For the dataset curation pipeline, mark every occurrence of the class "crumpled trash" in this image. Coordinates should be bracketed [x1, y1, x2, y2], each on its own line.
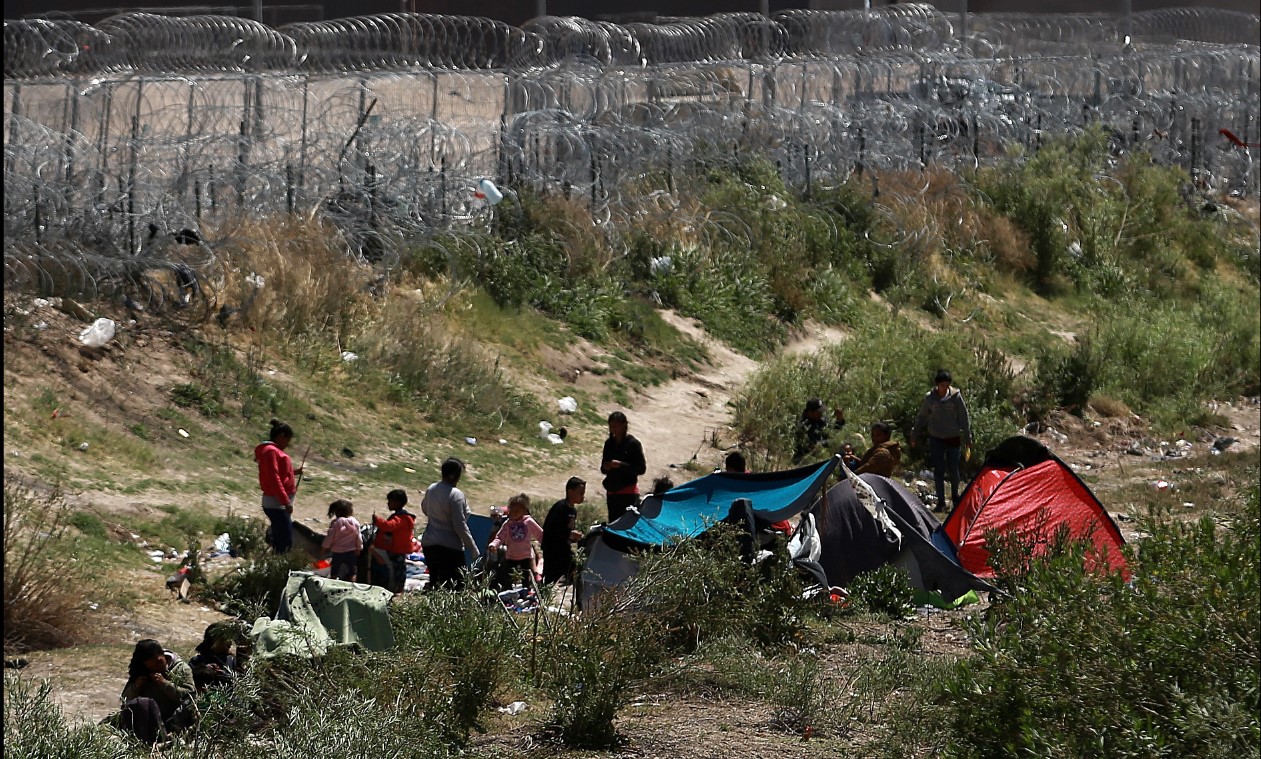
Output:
[498, 701, 527, 715]
[1152, 480, 1171, 491]
[475, 178, 503, 205]
[213, 533, 231, 552]
[557, 396, 578, 414]
[245, 273, 265, 289]
[649, 256, 672, 276]
[764, 194, 787, 211]
[78, 442, 90, 451]
[547, 434, 565, 445]
[340, 351, 358, 362]
[178, 429, 190, 438]
[78, 318, 116, 347]
[32, 298, 51, 308]
[539, 421, 554, 439]
[465, 437, 477, 446]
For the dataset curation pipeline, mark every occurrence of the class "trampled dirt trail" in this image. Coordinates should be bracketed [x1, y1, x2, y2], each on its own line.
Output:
[475, 314, 848, 508]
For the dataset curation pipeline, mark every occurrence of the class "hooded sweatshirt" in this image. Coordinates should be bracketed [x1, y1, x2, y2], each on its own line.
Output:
[912, 387, 971, 446]
[854, 440, 903, 478]
[254, 441, 296, 506]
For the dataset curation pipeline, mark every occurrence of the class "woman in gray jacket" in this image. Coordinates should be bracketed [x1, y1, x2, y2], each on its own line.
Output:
[911, 370, 972, 512]
[421, 458, 480, 589]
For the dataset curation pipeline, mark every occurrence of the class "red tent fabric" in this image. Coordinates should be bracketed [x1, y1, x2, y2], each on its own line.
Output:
[943, 440, 1128, 580]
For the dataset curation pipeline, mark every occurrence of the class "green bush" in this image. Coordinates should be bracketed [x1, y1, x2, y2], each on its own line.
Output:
[389, 591, 520, 746]
[3, 676, 132, 759]
[624, 524, 810, 651]
[212, 513, 270, 561]
[847, 565, 915, 619]
[204, 552, 311, 619]
[732, 318, 1020, 469]
[936, 482, 1260, 758]
[540, 609, 661, 748]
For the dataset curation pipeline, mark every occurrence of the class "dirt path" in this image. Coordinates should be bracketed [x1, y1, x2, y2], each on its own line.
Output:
[476, 314, 848, 507]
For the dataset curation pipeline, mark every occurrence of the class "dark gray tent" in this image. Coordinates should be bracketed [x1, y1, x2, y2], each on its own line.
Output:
[813, 473, 996, 605]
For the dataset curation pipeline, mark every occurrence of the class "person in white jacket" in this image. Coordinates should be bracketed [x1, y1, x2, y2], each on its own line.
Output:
[911, 369, 972, 512]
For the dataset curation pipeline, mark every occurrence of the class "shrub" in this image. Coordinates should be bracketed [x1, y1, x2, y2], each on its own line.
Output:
[204, 552, 310, 619]
[847, 565, 915, 619]
[622, 524, 810, 651]
[540, 608, 662, 748]
[212, 513, 270, 561]
[936, 481, 1260, 758]
[3, 676, 132, 759]
[389, 591, 520, 746]
[3, 483, 89, 653]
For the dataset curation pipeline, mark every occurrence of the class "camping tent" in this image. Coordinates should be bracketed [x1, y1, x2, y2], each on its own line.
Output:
[813, 474, 996, 606]
[580, 457, 840, 608]
[941, 435, 1128, 579]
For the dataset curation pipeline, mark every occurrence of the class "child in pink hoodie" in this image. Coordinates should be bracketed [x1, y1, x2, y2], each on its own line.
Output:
[489, 494, 544, 590]
[322, 499, 363, 582]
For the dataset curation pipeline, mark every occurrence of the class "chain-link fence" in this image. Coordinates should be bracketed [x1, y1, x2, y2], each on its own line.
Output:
[4, 6, 1259, 302]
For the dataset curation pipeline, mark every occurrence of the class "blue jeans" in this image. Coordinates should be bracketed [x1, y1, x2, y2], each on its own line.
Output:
[263, 505, 293, 554]
[928, 437, 962, 510]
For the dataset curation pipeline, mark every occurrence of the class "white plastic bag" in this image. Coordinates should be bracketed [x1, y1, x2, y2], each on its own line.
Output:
[477, 178, 504, 205]
[78, 318, 116, 347]
[538, 421, 553, 439]
[557, 396, 578, 414]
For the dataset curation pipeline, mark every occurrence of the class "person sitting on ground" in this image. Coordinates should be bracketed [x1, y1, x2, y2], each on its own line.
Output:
[840, 443, 860, 469]
[118, 638, 198, 745]
[542, 477, 586, 586]
[322, 499, 363, 582]
[188, 621, 247, 693]
[794, 398, 845, 462]
[489, 494, 545, 590]
[421, 458, 481, 590]
[852, 421, 903, 478]
[370, 489, 416, 595]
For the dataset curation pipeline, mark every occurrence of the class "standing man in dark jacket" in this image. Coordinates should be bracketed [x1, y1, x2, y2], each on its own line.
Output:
[911, 369, 972, 511]
[542, 477, 586, 585]
[600, 411, 647, 522]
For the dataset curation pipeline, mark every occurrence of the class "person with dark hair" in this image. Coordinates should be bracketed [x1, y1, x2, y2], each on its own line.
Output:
[542, 477, 586, 586]
[421, 459, 480, 590]
[651, 476, 674, 495]
[322, 499, 363, 582]
[793, 398, 845, 462]
[118, 639, 197, 745]
[852, 421, 903, 478]
[254, 418, 301, 554]
[370, 490, 415, 594]
[724, 451, 748, 474]
[188, 621, 247, 693]
[600, 411, 647, 522]
[911, 370, 972, 511]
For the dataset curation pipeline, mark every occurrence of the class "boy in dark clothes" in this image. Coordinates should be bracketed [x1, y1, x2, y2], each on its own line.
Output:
[542, 477, 586, 585]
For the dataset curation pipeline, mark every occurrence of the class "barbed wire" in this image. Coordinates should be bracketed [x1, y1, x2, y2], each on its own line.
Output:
[4, 6, 1259, 309]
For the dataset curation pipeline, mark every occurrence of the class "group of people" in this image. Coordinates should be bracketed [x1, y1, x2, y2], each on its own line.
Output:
[250, 369, 972, 597]
[793, 369, 972, 510]
[115, 622, 249, 745]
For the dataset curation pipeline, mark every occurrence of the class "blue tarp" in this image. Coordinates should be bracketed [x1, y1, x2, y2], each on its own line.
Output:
[467, 514, 494, 565]
[603, 457, 839, 548]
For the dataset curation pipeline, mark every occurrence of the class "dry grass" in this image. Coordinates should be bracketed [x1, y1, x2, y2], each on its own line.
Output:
[3, 482, 88, 654]
[1089, 394, 1134, 419]
[215, 218, 375, 340]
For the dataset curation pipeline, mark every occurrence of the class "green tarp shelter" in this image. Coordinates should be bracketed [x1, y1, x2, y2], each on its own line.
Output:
[251, 572, 394, 658]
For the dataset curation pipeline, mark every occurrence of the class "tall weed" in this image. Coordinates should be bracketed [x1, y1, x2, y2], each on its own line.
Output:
[3, 483, 89, 653]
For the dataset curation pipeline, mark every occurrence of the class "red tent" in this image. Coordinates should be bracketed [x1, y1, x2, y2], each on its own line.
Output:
[942, 436, 1128, 579]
